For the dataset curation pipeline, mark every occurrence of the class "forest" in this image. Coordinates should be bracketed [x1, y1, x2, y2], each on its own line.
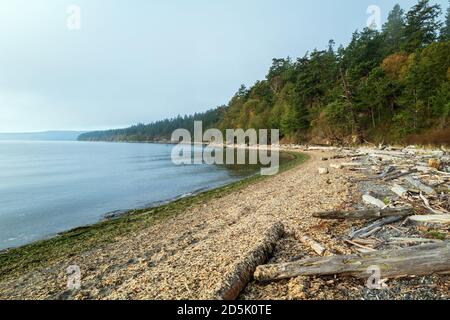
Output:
[79, 0, 450, 146]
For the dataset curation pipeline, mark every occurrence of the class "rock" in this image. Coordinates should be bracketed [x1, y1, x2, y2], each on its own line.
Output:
[318, 167, 329, 175]
[330, 164, 343, 169]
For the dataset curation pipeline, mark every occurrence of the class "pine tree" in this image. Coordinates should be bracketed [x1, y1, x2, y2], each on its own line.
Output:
[403, 0, 442, 52]
[382, 4, 405, 54]
[440, 1, 450, 41]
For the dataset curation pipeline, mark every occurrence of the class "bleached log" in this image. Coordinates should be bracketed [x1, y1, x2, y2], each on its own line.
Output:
[391, 184, 408, 198]
[296, 234, 326, 256]
[388, 237, 443, 245]
[407, 215, 450, 226]
[212, 222, 284, 300]
[404, 176, 436, 195]
[362, 195, 386, 209]
[254, 242, 450, 282]
[344, 240, 377, 253]
[307, 146, 340, 151]
[341, 162, 364, 167]
[314, 207, 413, 220]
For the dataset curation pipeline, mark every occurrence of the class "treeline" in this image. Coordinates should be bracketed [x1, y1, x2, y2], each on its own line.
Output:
[79, 0, 450, 145]
[79, 107, 226, 142]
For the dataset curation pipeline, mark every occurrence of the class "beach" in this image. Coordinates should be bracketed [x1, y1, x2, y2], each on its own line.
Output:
[0, 148, 448, 300]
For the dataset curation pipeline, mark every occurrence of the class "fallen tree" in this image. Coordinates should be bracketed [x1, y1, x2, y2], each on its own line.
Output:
[211, 222, 285, 300]
[313, 207, 413, 220]
[254, 242, 450, 282]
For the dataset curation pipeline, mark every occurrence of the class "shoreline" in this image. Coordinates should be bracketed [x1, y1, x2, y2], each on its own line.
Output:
[1, 145, 447, 300]
[0, 150, 308, 281]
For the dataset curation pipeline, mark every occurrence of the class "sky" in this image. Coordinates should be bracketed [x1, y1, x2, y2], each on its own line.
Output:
[0, 0, 448, 132]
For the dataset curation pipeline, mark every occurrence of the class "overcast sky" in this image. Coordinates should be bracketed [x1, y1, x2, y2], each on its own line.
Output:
[0, 0, 447, 132]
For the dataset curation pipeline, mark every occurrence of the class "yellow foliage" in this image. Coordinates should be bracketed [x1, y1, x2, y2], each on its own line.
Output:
[381, 52, 409, 80]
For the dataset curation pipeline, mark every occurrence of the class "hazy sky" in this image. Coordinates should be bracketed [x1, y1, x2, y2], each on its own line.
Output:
[0, 0, 447, 132]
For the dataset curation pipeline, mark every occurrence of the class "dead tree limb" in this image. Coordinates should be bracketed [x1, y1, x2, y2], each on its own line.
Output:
[349, 216, 402, 239]
[254, 242, 450, 282]
[314, 207, 413, 220]
[296, 234, 326, 256]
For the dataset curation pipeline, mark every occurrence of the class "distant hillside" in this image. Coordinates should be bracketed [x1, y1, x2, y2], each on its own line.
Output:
[0, 131, 87, 141]
[79, 0, 450, 146]
[79, 108, 226, 142]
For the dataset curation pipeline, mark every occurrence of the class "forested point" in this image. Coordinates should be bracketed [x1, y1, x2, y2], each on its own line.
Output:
[79, 0, 450, 146]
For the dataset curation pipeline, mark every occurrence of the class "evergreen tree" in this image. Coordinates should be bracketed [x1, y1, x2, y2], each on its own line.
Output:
[79, 1, 450, 146]
[403, 0, 442, 52]
[440, 1, 450, 41]
[382, 4, 405, 54]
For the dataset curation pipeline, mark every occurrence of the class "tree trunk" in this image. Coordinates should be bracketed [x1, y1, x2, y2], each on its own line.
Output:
[211, 222, 284, 300]
[254, 242, 450, 282]
[340, 68, 364, 144]
[313, 207, 413, 220]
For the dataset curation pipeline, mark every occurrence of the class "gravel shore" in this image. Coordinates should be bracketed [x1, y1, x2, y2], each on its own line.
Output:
[0, 150, 448, 300]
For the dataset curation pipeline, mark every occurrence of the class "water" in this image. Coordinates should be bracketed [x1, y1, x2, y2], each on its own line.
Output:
[0, 141, 259, 250]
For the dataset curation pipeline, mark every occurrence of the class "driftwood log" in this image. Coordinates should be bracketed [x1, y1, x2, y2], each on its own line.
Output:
[212, 222, 284, 300]
[254, 242, 450, 282]
[407, 215, 450, 226]
[296, 234, 326, 256]
[349, 216, 402, 239]
[382, 169, 418, 182]
[404, 176, 436, 195]
[313, 207, 413, 220]
[362, 195, 386, 209]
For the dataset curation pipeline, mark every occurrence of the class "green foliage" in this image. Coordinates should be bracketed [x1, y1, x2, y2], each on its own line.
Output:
[403, 0, 442, 52]
[382, 4, 406, 55]
[79, 1, 450, 146]
[441, 1, 450, 40]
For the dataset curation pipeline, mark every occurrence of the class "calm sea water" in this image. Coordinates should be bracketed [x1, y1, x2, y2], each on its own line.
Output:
[0, 141, 258, 250]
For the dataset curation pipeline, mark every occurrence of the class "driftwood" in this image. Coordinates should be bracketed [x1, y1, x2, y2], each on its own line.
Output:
[329, 154, 365, 160]
[296, 234, 326, 256]
[419, 193, 447, 214]
[407, 215, 450, 226]
[349, 216, 402, 239]
[212, 222, 284, 300]
[391, 184, 408, 198]
[376, 166, 395, 179]
[254, 242, 450, 282]
[362, 195, 386, 209]
[382, 169, 418, 182]
[344, 240, 377, 253]
[388, 237, 443, 245]
[404, 176, 436, 195]
[314, 207, 413, 220]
